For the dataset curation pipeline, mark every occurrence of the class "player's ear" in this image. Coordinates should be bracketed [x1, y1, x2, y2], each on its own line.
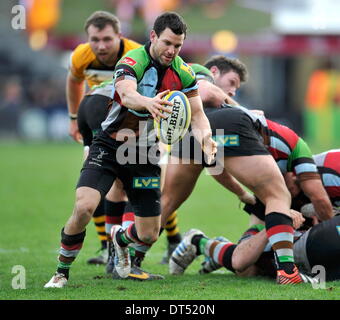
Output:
[150, 30, 157, 43]
[210, 66, 220, 77]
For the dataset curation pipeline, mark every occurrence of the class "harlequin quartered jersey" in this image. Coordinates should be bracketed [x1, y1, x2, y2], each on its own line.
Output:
[101, 42, 198, 139]
[69, 38, 141, 88]
[262, 119, 318, 176]
[189, 63, 214, 83]
[313, 149, 340, 206]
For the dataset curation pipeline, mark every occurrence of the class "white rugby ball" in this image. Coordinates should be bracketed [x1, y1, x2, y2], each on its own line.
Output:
[154, 90, 191, 145]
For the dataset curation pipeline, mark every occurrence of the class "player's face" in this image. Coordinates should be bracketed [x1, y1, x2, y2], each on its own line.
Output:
[150, 28, 184, 66]
[214, 70, 240, 97]
[87, 24, 121, 66]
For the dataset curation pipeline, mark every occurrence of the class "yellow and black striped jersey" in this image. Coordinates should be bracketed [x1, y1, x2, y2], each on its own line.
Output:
[69, 37, 141, 88]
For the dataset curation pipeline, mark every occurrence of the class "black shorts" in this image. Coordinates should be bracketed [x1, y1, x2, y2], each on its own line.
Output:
[77, 132, 161, 218]
[171, 107, 269, 167]
[305, 215, 340, 281]
[77, 94, 112, 147]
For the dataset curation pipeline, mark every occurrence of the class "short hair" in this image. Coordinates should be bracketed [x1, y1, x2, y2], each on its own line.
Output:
[153, 12, 187, 38]
[204, 55, 248, 83]
[84, 11, 121, 34]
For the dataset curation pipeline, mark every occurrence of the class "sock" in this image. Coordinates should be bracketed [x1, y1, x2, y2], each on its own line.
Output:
[122, 212, 135, 230]
[238, 224, 265, 243]
[265, 212, 295, 274]
[192, 234, 237, 272]
[105, 200, 127, 240]
[57, 228, 86, 279]
[130, 244, 151, 266]
[115, 222, 142, 247]
[165, 211, 182, 243]
[92, 199, 107, 249]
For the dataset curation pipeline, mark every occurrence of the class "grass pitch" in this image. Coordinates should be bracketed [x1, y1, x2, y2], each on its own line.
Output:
[0, 142, 339, 300]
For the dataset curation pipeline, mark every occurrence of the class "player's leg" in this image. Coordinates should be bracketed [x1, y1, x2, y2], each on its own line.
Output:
[77, 94, 114, 264]
[111, 163, 163, 278]
[104, 179, 128, 272]
[222, 155, 305, 284]
[161, 157, 204, 227]
[159, 151, 183, 263]
[44, 140, 116, 288]
[125, 158, 203, 271]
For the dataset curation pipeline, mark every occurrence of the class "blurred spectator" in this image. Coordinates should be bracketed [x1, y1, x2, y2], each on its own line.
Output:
[0, 77, 24, 137]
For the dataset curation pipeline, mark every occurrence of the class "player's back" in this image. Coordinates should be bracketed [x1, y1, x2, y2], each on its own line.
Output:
[313, 149, 340, 206]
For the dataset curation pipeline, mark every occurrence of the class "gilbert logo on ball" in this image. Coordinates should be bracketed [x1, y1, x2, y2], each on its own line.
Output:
[155, 90, 191, 145]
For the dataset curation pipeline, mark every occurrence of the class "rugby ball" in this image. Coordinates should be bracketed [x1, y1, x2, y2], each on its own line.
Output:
[154, 90, 191, 145]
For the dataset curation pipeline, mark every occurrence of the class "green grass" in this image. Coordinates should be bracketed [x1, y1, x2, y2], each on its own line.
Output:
[0, 142, 339, 300]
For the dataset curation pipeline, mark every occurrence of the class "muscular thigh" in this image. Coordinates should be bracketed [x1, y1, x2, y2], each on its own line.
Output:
[223, 155, 289, 206]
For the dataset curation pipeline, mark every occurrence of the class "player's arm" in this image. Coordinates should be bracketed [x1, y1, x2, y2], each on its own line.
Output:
[290, 138, 333, 221]
[198, 79, 240, 107]
[232, 228, 268, 274]
[66, 71, 85, 142]
[115, 79, 172, 119]
[299, 176, 333, 221]
[188, 94, 217, 164]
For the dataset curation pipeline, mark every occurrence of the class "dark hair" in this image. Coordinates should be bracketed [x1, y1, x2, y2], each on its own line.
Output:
[153, 12, 187, 38]
[84, 11, 121, 33]
[204, 55, 248, 83]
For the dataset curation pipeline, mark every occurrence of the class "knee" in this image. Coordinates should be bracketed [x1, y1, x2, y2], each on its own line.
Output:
[75, 198, 97, 220]
[137, 229, 160, 245]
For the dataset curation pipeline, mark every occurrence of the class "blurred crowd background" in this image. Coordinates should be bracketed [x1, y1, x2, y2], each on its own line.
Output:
[1, 0, 340, 149]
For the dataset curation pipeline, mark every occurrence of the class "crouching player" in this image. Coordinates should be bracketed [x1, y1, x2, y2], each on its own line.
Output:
[170, 209, 340, 282]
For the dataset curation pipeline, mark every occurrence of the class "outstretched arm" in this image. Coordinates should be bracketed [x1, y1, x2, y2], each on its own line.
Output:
[66, 72, 85, 143]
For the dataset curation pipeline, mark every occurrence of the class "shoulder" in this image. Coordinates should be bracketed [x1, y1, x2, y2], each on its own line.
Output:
[116, 46, 150, 80]
[122, 37, 142, 52]
[172, 57, 196, 87]
[71, 43, 95, 67]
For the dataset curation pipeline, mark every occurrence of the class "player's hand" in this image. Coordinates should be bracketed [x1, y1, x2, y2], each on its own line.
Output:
[202, 136, 217, 165]
[238, 191, 256, 205]
[147, 90, 173, 122]
[69, 120, 83, 143]
[289, 209, 305, 229]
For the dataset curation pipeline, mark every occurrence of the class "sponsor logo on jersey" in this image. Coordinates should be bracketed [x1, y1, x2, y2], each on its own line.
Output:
[133, 177, 160, 189]
[180, 62, 195, 79]
[213, 135, 240, 147]
[121, 56, 137, 66]
[336, 226, 340, 236]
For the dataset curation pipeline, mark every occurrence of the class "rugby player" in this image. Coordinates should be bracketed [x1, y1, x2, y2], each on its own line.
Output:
[67, 11, 140, 265]
[141, 56, 324, 284]
[170, 208, 340, 282]
[44, 12, 216, 288]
